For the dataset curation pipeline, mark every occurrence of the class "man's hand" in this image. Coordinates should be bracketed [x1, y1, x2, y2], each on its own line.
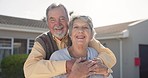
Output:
[66, 59, 76, 73]
[66, 57, 110, 78]
[91, 58, 108, 75]
[67, 58, 97, 78]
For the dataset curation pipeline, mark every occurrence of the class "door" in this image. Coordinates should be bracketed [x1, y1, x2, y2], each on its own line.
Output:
[139, 44, 148, 78]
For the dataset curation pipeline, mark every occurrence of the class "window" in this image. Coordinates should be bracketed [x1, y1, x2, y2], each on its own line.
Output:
[0, 38, 13, 65]
[29, 40, 34, 48]
[13, 39, 27, 54]
[103, 43, 108, 47]
[0, 49, 11, 61]
[27, 39, 34, 54]
[0, 38, 12, 47]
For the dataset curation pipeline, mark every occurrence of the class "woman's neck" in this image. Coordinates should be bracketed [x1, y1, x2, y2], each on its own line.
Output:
[68, 45, 88, 58]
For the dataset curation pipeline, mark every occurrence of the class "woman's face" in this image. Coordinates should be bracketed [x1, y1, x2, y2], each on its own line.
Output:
[70, 19, 92, 46]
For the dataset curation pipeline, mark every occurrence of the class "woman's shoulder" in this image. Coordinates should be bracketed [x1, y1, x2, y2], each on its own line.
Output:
[50, 48, 70, 60]
[87, 47, 98, 60]
[51, 48, 68, 56]
[87, 47, 98, 52]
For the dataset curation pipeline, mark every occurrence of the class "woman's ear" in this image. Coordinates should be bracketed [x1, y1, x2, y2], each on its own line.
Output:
[90, 35, 93, 41]
[70, 35, 72, 39]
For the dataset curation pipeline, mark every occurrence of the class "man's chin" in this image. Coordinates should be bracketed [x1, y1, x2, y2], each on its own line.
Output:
[54, 34, 65, 39]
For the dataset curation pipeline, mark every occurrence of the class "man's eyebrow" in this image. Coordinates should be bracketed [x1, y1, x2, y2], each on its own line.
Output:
[60, 16, 66, 18]
[49, 17, 54, 19]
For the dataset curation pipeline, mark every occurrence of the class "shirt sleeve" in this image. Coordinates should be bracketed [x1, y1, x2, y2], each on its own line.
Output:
[23, 42, 66, 78]
[88, 38, 117, 68]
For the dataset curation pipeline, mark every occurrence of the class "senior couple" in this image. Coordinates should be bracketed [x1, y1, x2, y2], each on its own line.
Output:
[24, 3, 116, 78]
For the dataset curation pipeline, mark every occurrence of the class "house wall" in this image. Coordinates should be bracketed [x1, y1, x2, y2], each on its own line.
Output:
[99, 39, 120, 78]
[98, 20, 148, 78]
[126, 20, 148, 78]
[0, 30, 41, 39]
[99, 35, 140, 78]
[122, 37, 136, 78]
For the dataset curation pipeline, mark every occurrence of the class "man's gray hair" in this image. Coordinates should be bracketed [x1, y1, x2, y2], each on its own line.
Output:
[46, 3, 69, 21]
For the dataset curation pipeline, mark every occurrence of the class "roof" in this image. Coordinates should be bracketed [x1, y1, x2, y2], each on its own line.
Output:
[94, 20, 140, 39]
[0, 15, 47, 28]
[94, 21, 137, 35]
[0, 15, 48, 33]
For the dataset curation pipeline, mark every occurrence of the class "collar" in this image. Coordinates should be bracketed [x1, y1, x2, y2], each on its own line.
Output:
[53, 34, 69, 42]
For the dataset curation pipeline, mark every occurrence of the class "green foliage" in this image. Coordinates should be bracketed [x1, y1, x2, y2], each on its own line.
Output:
[1, 54, 28, 78]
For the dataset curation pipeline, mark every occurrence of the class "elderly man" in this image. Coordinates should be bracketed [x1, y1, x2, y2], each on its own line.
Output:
[24, 3, 116, 78]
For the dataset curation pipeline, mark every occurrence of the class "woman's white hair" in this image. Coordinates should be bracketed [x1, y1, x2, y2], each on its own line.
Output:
[69, 15, 96, 39]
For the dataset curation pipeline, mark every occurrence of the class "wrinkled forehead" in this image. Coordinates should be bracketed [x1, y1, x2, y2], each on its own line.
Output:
[47, 7, 67, 18]
[73, 19, 88, 25]
[73, 17, 91, 26]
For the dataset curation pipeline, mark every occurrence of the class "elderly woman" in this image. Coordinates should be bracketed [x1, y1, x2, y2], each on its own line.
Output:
[50, 16, 112, 78]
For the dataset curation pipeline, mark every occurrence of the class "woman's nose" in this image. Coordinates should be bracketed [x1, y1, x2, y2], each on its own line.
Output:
[78, 27, 84, 33]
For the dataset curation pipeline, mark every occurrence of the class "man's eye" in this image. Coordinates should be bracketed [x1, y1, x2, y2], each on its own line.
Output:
[59, 16, 66, 22]
[49, 17, 55, 23]
[73, 26, 78, 29]
[51, 20, 55, 23]
[59, 18, 65, 21]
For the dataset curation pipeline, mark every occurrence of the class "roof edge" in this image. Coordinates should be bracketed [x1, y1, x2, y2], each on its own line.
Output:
[95, 29, 129, 40]
[0, 24, 48, 33]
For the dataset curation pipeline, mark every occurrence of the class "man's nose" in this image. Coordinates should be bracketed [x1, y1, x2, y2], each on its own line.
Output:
[55, 20, 61, 26]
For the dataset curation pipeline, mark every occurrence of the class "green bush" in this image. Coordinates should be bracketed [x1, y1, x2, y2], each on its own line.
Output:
[1, 54, 28, 78]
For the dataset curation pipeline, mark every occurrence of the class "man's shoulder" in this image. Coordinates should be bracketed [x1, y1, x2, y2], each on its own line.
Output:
[36, 31, 51, 39]
[35, 31, 52, 41]
[34, 31, 53, 46]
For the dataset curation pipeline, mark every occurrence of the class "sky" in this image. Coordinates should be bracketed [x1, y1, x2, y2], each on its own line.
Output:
[0, 0, 148, 27]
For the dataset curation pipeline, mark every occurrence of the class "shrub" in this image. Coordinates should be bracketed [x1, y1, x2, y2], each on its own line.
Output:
[1, 54, 28, 78]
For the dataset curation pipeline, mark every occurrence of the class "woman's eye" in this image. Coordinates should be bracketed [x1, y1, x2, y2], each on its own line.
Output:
[83, 27, 89, 29]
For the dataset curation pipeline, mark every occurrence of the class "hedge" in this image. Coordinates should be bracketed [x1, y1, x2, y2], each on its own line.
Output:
[1, 54, 28, 78]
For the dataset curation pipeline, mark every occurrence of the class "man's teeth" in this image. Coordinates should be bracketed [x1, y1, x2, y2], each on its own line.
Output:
[55, 29, 61, 30]
[54, 26, 63, 30]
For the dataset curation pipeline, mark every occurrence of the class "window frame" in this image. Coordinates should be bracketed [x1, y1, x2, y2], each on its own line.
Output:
[27, 38, 35, 54]
[0, 37, 13, 55]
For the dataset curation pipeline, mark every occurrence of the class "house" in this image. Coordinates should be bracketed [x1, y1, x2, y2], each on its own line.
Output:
[95, 19, 148, 78]
[0, 15, 48, 63]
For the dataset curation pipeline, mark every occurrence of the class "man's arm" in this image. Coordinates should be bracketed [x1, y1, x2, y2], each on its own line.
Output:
[89, 38, 116, 68]
[24, 42, 66, 78]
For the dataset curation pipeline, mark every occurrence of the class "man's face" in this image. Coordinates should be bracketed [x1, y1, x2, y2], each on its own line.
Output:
[47, 7, 68, 39]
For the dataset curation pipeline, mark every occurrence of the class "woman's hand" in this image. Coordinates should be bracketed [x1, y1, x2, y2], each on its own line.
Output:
[67, 58, 96, 78]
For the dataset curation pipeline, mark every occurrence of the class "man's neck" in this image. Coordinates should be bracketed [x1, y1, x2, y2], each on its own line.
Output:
[53, 34, 68, 41]
[56, 37, 63, 41]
